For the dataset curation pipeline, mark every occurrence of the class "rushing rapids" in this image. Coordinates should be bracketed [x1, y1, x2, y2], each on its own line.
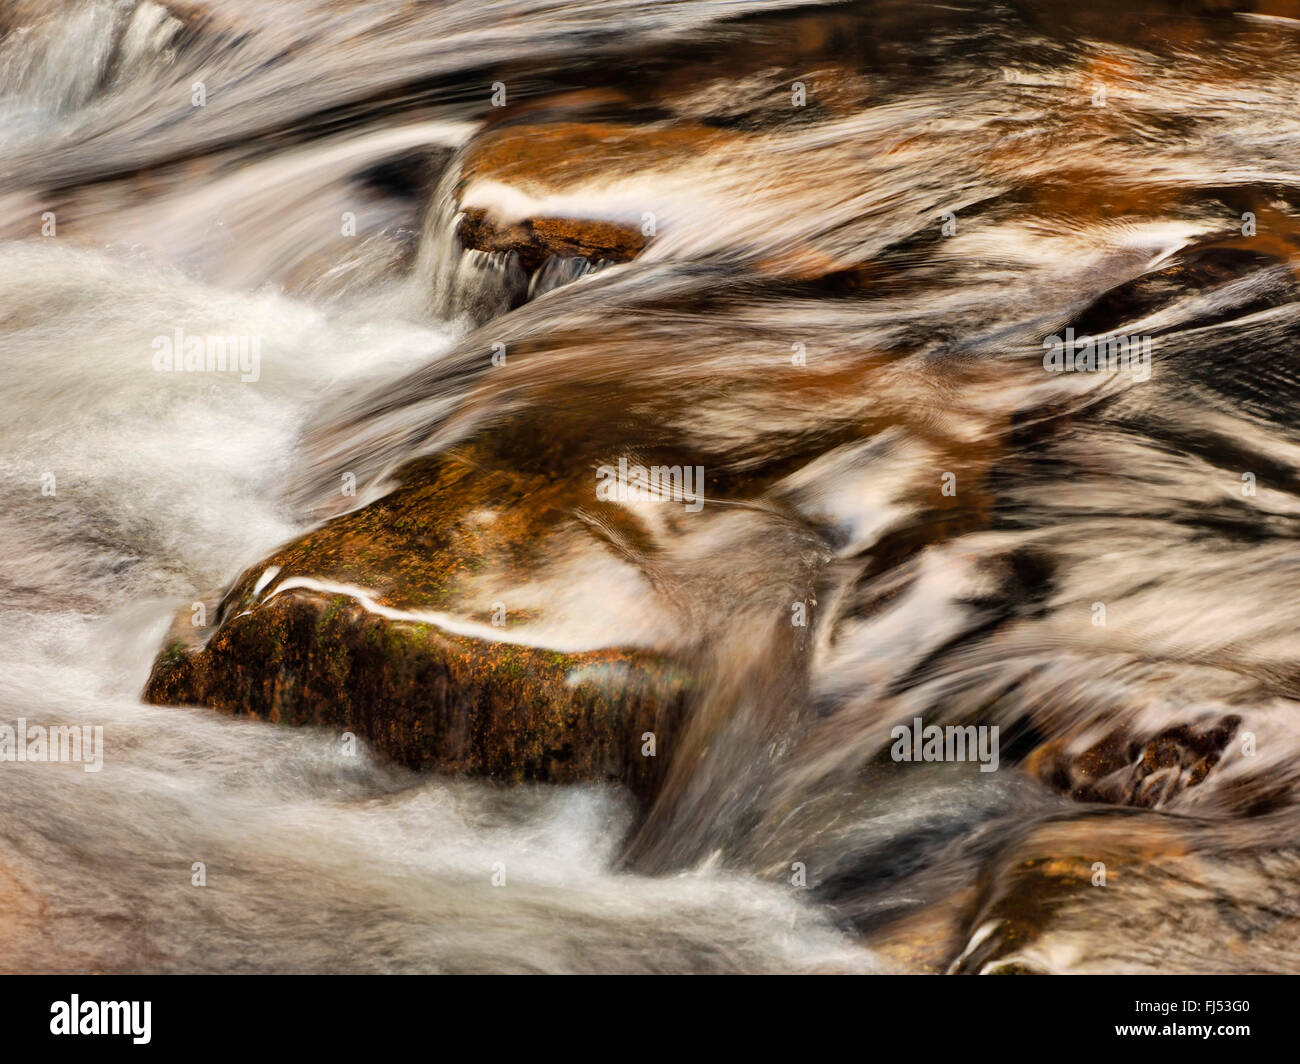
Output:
[3, 0, 1300, 974]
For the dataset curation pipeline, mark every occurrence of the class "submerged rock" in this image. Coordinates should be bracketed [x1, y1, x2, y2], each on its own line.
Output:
[1025, 715, 1243, 809]
[443, 121, 739, 286]
[457, 120, 733, 196]
[947, 810, 1300, 974]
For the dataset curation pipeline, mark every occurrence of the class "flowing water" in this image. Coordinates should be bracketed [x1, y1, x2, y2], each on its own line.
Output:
[3, 0, 1300, 973]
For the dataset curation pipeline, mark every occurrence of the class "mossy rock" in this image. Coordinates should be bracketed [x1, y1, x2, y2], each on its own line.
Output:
[145, 589, 693, 801]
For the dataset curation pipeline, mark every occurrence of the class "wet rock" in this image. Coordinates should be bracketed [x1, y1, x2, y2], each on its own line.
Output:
[1010, 0, 1300, 50]
[447, 121, 736, 276]
[458, 120, 733, 192]
[1070, 243, 1300, 339]
[1025, 715, 1241, 809]
[142, 451, 695, 803]
[948, 811, 1300, 974]
[145, 590, 690, 799]
[457, 209, 644, 275]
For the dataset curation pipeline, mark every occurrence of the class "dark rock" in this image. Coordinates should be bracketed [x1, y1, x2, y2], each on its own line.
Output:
[1025, 715, 1241, 808]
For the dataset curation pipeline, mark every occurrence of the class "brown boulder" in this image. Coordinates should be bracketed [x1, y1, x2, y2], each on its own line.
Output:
[457, 207, 645, 274]
[142, 450, 695, 803]
[448, 121, 737, 273]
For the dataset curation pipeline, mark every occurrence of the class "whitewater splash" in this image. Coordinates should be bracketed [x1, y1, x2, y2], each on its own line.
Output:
[3, 0, 1300, 974]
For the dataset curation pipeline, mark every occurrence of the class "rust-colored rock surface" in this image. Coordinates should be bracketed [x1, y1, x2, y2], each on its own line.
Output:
[947, 810, 1300, 974]
[456, 207, 646, 273]
[449, 122, 738, 271]
[458, 121, 734, 190]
